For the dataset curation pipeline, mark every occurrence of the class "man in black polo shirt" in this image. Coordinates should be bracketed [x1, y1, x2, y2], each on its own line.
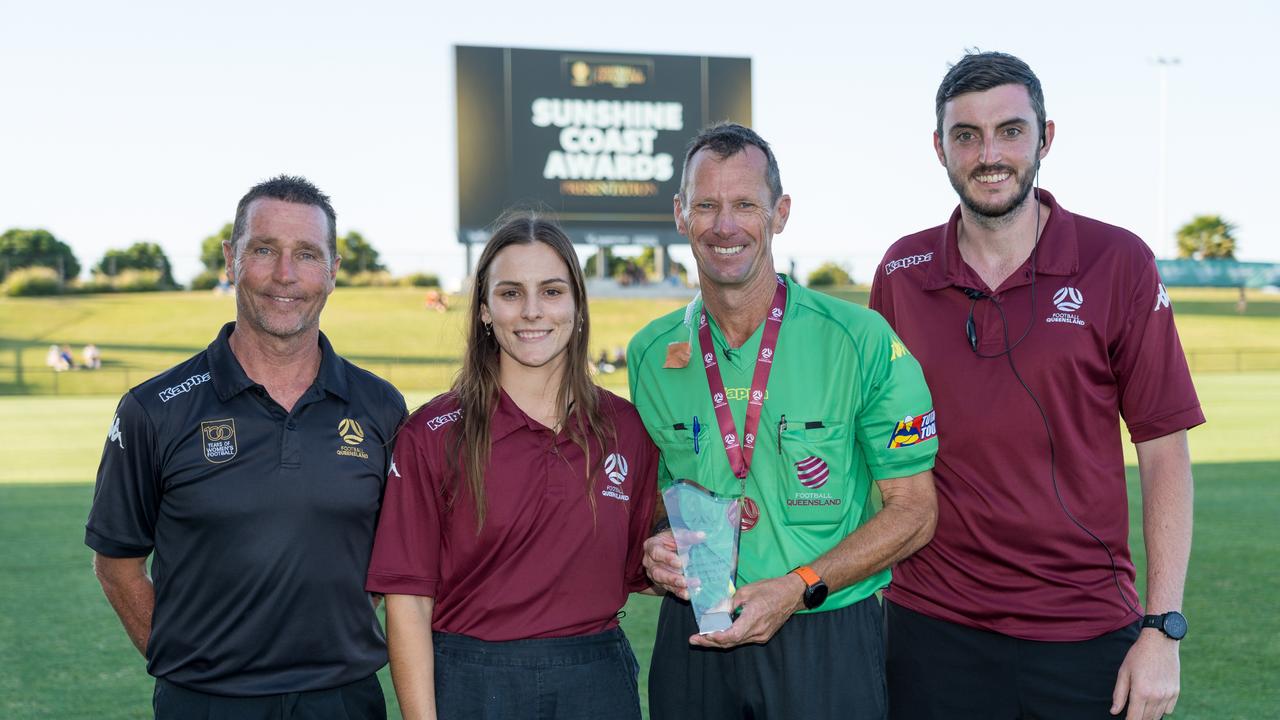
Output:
[86, 175, 406, 719]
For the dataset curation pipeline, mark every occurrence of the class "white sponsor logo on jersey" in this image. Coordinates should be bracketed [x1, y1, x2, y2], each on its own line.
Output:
[108, 415, 124, 450]
[427, 410, 462, 431]
[601, 452, 631, 501]
[883, 252, 934, 276]
[1047, 287, 1087, 327]
[1053, 287, 1084, 312]
[1154, 283, 1171, 312]
[158, 372, 211, 403]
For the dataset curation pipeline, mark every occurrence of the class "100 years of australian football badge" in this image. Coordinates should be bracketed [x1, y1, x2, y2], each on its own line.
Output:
[200, 418, 238, 463]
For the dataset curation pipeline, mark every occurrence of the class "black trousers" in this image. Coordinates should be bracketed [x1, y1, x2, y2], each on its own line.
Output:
[433, 626, 642, 720]
[153, 673, 385, 720]
[649, 593, 887, 720]
[885, 600, 1141, 719]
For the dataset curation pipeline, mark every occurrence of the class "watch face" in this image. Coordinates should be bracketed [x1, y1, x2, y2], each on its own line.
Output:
[1163, 612, 1188, 640]
[805, 582, 829, 609]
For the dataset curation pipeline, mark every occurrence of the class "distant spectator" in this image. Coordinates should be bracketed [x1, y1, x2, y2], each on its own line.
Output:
[611, 346, 627, 370]
[59, 345, 75, 371]
[46, 345, 70, 372]
[1237, 287, 1248, 314]
[424, 289, 449, 313]
[596, 349, 616, 374]
[83, 343, 102, 370]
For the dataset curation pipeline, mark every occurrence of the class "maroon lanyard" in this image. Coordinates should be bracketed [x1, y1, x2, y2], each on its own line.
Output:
[698, 275, 787, 482]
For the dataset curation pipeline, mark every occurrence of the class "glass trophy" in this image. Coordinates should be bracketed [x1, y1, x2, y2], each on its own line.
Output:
[662, 480, 742, 634]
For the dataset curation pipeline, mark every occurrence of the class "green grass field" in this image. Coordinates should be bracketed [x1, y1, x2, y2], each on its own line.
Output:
[3, 286, 1279, 396]
[2, 287, 1278, 718]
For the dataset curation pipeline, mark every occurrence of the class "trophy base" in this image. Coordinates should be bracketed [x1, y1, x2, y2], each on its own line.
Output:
[696, 610, 733, 634]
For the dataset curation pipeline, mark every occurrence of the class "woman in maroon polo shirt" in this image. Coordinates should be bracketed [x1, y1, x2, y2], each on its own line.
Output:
[367, 214, 659, 720]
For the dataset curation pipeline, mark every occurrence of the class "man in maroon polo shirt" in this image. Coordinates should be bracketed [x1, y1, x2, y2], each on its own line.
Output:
[871, 51, 1203, 720]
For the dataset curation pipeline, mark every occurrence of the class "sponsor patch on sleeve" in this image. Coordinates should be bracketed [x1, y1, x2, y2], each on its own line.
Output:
[887, 410, 937, 449]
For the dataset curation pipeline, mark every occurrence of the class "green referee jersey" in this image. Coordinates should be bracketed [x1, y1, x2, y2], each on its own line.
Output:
[627, 275, 937, 611]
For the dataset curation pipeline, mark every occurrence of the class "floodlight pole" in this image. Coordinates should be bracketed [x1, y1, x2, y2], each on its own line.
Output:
[1153, 56, 1181, 257]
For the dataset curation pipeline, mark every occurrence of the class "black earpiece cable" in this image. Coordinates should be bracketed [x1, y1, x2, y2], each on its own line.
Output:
[965, 183, 1140, 619]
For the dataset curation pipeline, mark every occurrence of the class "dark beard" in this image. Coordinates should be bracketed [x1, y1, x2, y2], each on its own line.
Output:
[949, 159, 1038, 219]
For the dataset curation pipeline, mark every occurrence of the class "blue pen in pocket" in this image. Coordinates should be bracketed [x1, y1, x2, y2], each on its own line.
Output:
[692, 416, 701, 454]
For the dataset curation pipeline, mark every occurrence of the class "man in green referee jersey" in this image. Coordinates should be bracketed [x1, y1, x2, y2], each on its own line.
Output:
[628, 122, 939, 719]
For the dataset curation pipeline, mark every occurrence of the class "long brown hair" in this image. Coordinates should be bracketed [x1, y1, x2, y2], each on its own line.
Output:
[449, 212, 614, 527]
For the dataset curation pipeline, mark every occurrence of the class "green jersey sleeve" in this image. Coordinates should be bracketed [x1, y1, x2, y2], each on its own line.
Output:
[855, 315, 938, 480]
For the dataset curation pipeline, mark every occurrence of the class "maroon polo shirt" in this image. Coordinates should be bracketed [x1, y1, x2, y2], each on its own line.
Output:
[366, 387, 657, 641]
[870, 189, 1203, 641]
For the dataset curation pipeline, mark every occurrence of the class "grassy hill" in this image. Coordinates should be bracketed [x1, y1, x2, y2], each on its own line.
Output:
[3, 286, 1278, 396]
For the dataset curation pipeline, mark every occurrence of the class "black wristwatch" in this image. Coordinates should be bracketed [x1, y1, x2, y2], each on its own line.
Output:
[790, 565, 829, 610]
[1142, 611, 1188, 640]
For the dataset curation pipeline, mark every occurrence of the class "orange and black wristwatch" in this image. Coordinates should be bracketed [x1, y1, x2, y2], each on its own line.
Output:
[790, 565, 829, 610]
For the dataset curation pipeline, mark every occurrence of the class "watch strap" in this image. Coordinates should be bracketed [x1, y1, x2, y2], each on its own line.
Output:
[791, 565, 821, 588]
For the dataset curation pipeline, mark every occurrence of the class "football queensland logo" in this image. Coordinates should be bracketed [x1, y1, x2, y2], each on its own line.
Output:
[1053, 287, 1084, 312]
[339, 418, 364, 445]
[604, 452, 628, 485]
[200, 419, 237, 463]
[887, 410, 937, 449]
[337, 418, 369, 459]
[1047, 287, 1086, 327]
[601, 453, 631, 502]
[794, 456, 830, 489]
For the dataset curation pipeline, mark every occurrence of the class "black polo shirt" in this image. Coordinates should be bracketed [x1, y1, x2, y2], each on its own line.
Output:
[86, 322, 407, 696]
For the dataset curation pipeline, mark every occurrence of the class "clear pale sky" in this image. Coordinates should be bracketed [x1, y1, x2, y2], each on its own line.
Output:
[4, 0, 1276, 287]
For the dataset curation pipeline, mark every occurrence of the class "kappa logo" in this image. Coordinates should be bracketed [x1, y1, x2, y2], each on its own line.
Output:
[890, 338, 909, 362]
[158, 372, 211, 403]
[724, 387, 768, 402]
[107, 415, 124, 450]
[601, 453, 631, 501]
[739, 496, 760, 531]
[1154, 283, 1171, 312]
[1053, 287, 1084, 312]
[883, 252, 934, 276]
[427, 410, 461, 431]
[200, 419, 237, 463]
[337, 418, 369, 459]
[887, 410, 937, 449]
[795, 456, 830, 490]
[703, 352, 716, 367]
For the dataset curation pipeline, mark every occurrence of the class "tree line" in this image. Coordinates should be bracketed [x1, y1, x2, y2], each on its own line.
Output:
[0, 214, 1244, 297]
[0, 224, 434, 296]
